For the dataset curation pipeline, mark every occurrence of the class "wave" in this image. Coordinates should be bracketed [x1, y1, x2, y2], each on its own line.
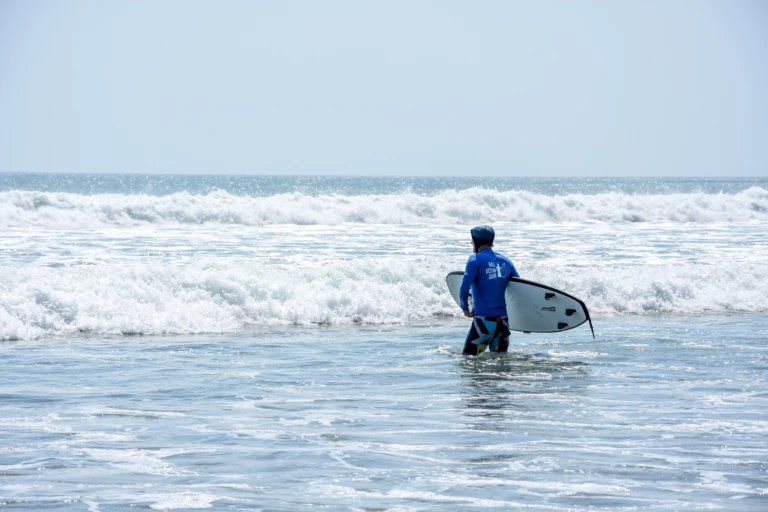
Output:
[1, 260, 766, 340]
[1, 187, 767, 227]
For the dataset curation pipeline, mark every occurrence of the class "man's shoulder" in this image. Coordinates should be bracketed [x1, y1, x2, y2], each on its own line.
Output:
[466, 250, 513, 267]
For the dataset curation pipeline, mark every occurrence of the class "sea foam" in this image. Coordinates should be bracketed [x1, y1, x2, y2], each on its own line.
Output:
[1, 260, 766, 340]
[1, 186, 767, 227]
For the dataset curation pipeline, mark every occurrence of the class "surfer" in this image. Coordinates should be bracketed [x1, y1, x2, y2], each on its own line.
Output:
[460, 226, 519, 355]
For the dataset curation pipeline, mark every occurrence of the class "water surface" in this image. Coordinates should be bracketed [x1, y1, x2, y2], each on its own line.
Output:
[1, 315, 766, 510]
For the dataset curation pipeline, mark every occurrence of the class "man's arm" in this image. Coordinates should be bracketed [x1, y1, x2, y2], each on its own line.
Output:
[509, 261, 520, 279]
[459, 256, 477, 315]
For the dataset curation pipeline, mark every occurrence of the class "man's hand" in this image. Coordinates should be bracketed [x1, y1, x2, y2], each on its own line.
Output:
[463, 309, 475, 318]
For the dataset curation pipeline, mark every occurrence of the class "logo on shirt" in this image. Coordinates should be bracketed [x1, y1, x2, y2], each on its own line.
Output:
[485, 262, 508, 280]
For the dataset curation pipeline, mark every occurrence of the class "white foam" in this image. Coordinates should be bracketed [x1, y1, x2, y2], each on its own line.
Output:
[72, 431, 136, 443]
[97, 408, 186, 418]
[80, 448, 199, 476]
[313, 485, 571, 509]
[1, 258, 767, 340]
[1, 186, 766, 227]
[526, 262, 768, 316]
[148, 492, 218, 510]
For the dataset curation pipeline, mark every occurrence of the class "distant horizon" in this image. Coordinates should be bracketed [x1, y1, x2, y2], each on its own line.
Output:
[1, 170, 765, 180]
[1, 169, 765, 179]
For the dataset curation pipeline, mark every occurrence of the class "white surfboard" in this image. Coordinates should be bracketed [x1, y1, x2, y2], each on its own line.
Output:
[445, 271, 595, 340]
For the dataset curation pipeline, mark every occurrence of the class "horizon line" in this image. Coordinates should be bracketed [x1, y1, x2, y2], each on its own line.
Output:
[0, 171, 764, 179]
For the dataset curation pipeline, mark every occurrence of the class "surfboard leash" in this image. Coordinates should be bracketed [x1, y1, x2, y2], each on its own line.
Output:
[574, 294, 600, 356]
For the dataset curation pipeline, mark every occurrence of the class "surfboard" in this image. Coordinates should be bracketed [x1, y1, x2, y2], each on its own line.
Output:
[445, 271, 595, 340]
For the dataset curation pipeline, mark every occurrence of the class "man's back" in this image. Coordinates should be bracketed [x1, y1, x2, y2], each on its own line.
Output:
[459, 249, 519, 317]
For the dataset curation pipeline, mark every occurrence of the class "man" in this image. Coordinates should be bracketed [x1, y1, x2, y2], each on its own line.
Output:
[460, 225, 519, 355]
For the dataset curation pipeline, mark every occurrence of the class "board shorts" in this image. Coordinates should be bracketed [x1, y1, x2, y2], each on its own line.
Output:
[462, 316, 510, 355]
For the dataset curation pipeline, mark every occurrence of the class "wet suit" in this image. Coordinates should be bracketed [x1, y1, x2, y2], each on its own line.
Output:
[460, 248, 519, 355]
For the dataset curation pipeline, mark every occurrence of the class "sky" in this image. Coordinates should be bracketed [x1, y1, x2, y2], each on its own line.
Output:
[0, 0, 766, 176]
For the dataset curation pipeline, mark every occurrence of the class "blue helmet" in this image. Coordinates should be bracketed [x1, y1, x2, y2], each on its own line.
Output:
[471, 225, 495, 245]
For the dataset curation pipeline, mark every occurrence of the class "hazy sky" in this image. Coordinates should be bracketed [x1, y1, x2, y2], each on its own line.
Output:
[1, 0, 766, 176]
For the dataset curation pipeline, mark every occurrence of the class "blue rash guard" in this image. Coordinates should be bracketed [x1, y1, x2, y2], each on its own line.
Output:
[459, 249, 519, 317]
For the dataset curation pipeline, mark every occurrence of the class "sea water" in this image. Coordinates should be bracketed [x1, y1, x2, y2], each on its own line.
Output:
[1, 175, 767, 510]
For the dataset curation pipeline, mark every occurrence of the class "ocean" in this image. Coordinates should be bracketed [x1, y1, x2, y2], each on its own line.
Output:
[1, 175, 767, 510]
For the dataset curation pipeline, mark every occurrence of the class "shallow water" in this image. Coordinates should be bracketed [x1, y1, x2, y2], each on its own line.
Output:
[2, 315, 766, 511]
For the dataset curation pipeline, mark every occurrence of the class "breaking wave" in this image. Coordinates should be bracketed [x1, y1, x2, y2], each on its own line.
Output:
[2, 186, 767, 227]
[1, 260, 766, 340]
